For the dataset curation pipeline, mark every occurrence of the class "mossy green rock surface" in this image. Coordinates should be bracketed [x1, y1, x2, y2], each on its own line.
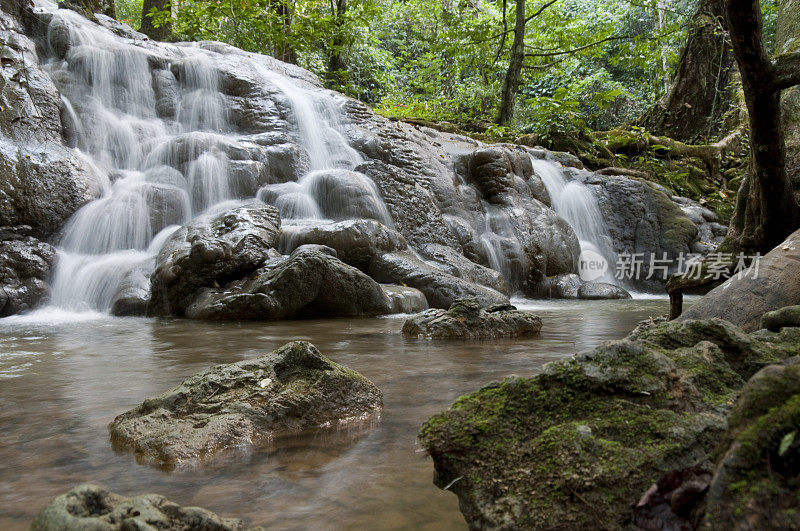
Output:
[762, 305, 800, 332]
[419, 319, 800, 529]
[110, 341, 382, 466]
[32, 484, 261, 530]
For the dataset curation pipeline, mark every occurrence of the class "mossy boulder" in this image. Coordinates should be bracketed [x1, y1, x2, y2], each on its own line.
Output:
[402, 298, 542, 339]
[110, 341, 382, 467]
[762, 305, 800, 332]
[419, 319, 800, 529]
[701, 361, 800, 529]
[32, 484, 260, 531]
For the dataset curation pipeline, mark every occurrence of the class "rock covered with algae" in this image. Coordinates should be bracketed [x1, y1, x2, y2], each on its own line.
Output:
[110, 341, 382, 466]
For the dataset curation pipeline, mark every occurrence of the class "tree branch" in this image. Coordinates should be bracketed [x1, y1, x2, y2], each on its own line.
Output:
[772, 52, 800, 92]
[524, 0, 557, 23]
[524, 35, 631, 57]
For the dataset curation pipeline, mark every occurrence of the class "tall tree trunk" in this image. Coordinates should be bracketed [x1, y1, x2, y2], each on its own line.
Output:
[272, 0, 297, 64]
[139, 0, 170, 41]
[640, 0, 737, 142]
[724, 0, 800, 252]
[496, 0, 525, 125]
[325, 0, 348, 89]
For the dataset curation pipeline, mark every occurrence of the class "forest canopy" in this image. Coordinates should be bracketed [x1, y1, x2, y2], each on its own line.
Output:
[117, 0, 778, 137]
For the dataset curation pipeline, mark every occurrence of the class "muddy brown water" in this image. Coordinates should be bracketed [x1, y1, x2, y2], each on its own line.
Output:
[0, 298, 681, 529]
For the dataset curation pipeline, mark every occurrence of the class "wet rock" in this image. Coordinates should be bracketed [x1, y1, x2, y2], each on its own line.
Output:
[382, 284, 428, 314]
[110, 268, 150, 317]
[418, 243, 508, 294]
[469, 147, 516, 201]
[419, 319, 800, 529]
[32, 484, 259, 530]
[762, 305, 800, 332]
[109, 341, 382, 465]
[577, 282, 632, 300]
[679, 228, 800, 331]
[149, 201, 281, 316]
[402, 298, 542, 339]
[634, 466, 712, 530]
[184, 246, 392, 320]
[542, 273, 584, 298]
[370, 251, 509, 309]
[0, 228, 57, 316]
[280, 219, 407, 272]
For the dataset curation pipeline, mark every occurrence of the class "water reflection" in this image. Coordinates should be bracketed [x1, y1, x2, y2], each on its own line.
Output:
[0, 299, 674, 529]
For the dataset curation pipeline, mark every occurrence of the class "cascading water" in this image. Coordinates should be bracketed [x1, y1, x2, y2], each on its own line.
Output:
[40, 7, 393, 313]
[531, 158, 618, 284]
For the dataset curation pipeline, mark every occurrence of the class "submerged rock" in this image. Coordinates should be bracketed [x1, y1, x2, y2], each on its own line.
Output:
[0, 227, 56, 316]
[185, 245, 392, 320]
[577, 281, 632, 300]
[679, 228, 800, 331]
[110, 341, 382, 466]
[32, 484, 258, 530]
[419, 319, 800, 529]
[403, 298, 542, 339]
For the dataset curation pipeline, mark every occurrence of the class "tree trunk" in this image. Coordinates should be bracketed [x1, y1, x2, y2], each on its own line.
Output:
[325, 0, 348, 89]
[139, 0, 170, 41]
[640, 0, 737, 142]
[724, 0, 800, 252]
[272, 0, 297, 64]
[496, 0, 525, 125]
[60, 0, 116, 19]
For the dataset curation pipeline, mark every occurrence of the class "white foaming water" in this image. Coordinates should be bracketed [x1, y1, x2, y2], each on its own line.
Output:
[33, 8, 395, 314]
[531, 159, 618, 284]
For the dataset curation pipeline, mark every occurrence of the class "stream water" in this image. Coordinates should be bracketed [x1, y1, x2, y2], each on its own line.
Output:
[0, 298, 679, 529]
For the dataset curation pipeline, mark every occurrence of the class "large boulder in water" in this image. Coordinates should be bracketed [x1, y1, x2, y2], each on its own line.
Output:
[0, 226, 57, 316]
[32, 484, 259, 530]
[109, 341, 382, 466]
[185, 245, 392, 320]
[679, 228, 800, 331]
[370, 250, 509, 309]
[419, 319, 800, 529]
[577, 282, 632, 300]
[279, 219, 407, 272]
[402, 298, 542, 339]
[149, 201, 281, 316]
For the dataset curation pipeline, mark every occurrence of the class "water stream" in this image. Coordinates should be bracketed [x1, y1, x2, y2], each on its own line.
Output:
[0, 299, 677, 529]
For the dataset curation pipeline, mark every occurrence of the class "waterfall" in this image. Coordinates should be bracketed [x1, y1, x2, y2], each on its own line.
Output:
[40, 8, 393, 313]
[531, 159, 618, 284]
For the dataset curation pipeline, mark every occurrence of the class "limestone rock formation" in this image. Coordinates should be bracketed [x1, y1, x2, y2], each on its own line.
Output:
[0, 226, 56, 316]
[402, 299, 542, 339]
[110, 341, 382, 466]
[679, 228, 800, 331]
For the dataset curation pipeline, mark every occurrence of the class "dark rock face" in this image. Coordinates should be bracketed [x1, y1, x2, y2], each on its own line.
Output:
[280, 219, 407, 272]
[570, 169, 700, 285]
[0, 10, 100, 238]
[577, 282, 632, 300]
[680, 228, 800, 331]
[109, 341, 382, 466]
[32, 484, 258, 530]
[542, 273, 584, 298]
[370, 251, 509, 309]
[149, 201, 281, 316]
[419, 319, 800, 529]
[0, 227, 57, 316]
[402, 298, 542, 339]
[184, 246, 392, 320]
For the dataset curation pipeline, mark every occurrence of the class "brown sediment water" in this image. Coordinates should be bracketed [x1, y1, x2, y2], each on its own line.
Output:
[0, 298, 677, 529]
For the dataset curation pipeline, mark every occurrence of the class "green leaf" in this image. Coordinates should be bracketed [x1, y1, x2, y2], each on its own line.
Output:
[779, 431, 796, 456]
